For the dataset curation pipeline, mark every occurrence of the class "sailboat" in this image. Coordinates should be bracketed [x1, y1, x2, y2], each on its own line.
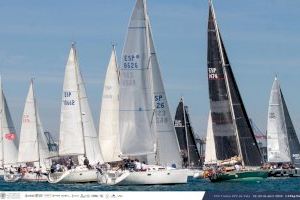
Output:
[0, 78, 18, 178]
[98, 0, 188, 185]
[205, 0, 267, 182]
[267, 77, 300, 177]
[48, 43, 104, 183]
[5, 79, 51, 182]
[174, 98, 203, 178]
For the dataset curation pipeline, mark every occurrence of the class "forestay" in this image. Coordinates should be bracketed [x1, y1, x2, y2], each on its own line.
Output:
[98, 48, 121, 162]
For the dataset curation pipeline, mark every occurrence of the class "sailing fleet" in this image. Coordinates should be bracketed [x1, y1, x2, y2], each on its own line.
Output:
[0, 0, 300, 186]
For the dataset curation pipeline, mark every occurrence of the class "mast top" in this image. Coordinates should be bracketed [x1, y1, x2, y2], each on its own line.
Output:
[180, 96, 184, 103]
[71, 41, 76, 48]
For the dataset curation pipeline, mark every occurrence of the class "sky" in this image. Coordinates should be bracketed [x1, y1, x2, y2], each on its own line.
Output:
[0, 0, 300, 140]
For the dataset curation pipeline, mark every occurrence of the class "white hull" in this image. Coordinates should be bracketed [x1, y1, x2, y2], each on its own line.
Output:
[269, 168, 300, 177]
[0, 169, 3, 176]
[98, 169, 188, 186]
[22, 172, 48, 182]
[4, 171, 47, 182]
[48, 168, 98, 183]
[3, 172, 22, 182]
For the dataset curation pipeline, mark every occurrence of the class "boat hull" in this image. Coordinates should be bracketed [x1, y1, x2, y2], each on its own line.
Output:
[268, 168, 300, 177]
[48, 168, 98, 183]
[113, 169, 188, 185]
[209, 170, 268, 182]
[3, 173, 22, 182]
[4, 171, 47, 182]
[21, 173, 48, 182]
[188, 169, 204, 179]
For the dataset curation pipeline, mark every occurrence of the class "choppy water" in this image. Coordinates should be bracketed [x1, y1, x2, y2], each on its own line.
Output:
[0, 177, 299, 192]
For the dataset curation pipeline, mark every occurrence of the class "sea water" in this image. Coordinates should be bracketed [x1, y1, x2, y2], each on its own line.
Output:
[0, 177, 299, 192]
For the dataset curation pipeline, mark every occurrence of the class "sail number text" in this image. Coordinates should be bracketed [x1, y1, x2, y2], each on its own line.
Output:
[208, 68, 218, 79]
[123, 54, 140, 69]
[155, 94, 168, 124]
[63, 91, 75, 106]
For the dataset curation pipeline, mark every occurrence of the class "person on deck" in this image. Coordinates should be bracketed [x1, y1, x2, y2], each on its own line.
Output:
[67, 157, 74, 170]
[134, 159, 142, 171]
[141, 161, 148, 171]
[234, 163, 241, 171]
[83, 157, 91, 169]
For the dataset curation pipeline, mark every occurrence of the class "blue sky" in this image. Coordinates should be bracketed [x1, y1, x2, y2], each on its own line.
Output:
[1, 0, 300, 140]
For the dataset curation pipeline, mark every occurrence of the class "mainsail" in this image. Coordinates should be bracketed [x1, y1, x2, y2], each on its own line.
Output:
[267, 77, 300, 167]
[0, 78, 18, 167]
[207, 1, 262, 166]
[120, 0, 181, 166]
[98, 47, 121, 162]
[59, 44, 103, 164]
[119, 0, 156, 157]
[17, 80, 50, 168]
[174, 98, 201, 167]
[204, 111, 217, 164]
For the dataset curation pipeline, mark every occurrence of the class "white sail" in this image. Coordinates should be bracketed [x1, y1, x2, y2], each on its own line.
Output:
[17, 81, 50, 168]
[36, 106, 51, 168]
[119, 0, 155, 156]
[98, 47, 121, 162]
[59, 45, 85, 157]
[0, 79, 18, 166]
[204, 111, 217, 164]
[76, 55, 104, 165]
[147, 21, 181, 167]
[267, 77, 291, 163]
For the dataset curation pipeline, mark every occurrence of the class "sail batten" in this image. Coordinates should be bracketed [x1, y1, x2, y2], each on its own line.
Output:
[207, 1, 262, 166]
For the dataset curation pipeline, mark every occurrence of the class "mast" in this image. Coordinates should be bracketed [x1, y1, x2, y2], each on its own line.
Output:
[181, 97, 190, 167]
[144, 0, 158, 165]
[73, 43, 87, 159]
